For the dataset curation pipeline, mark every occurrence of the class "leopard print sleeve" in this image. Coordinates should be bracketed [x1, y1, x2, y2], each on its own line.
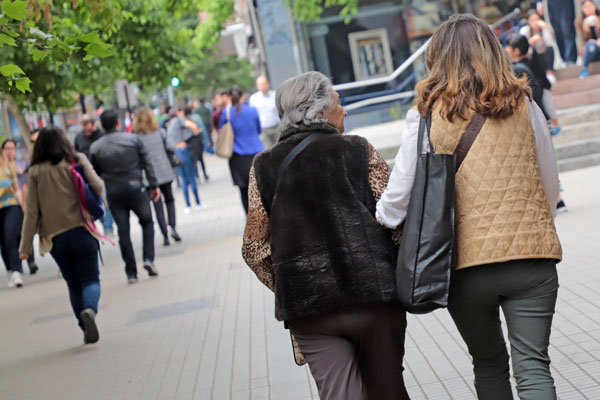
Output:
[242, 167, 275, 291]
[367, 143, 391, 202]
[368, 143, 403, 246]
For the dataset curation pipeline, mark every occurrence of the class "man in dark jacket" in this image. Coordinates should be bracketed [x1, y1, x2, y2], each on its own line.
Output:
[90, 109, 161, 283]
[74, 114, 115, 237]
[74, 114, 104, 159]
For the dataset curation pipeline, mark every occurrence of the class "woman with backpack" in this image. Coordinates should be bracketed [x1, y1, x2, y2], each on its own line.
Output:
[133, 107, 182, 246]
[19, 126, 104, 344]
[377, 15, 562, 399]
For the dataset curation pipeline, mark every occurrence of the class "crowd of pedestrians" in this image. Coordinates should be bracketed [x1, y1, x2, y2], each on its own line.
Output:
[1, 8, 581, 398]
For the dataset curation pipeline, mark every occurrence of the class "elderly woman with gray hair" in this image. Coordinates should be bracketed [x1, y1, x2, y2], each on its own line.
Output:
[242, 71, 410, 400]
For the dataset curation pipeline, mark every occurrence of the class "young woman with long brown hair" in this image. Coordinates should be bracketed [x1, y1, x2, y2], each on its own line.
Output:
[20, 126, 104, 344]
[133, 107, 182, 246]
[377, 14, 562, 399]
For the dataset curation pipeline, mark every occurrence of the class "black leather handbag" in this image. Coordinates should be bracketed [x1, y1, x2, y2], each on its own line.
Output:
[397, 113, 486, 314]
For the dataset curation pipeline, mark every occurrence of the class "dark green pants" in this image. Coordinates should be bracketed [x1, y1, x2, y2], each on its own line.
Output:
[448, 258, 559, 400]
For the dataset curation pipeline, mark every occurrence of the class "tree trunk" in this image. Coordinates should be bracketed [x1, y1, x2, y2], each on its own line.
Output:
[3, 94, 33, 148]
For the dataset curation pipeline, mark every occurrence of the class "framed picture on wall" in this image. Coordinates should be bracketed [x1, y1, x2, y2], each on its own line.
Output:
[348, 28, 394, 81]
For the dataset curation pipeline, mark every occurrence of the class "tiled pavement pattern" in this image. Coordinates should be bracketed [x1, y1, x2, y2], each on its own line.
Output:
[0, 155, 599, 400]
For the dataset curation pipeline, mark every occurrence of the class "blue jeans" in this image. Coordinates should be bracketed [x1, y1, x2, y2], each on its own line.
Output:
[547, 0, 577, 64]
[175, 147, 200, 207]
[50, 227, 101, 330]
[100, 190, 114, 234]
[0, 205, 23, 273]
[583, 40, 600, 68]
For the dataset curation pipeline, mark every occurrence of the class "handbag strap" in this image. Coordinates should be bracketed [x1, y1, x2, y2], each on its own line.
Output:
[455, 113, 486, 171]
[275, 133, 326, 187]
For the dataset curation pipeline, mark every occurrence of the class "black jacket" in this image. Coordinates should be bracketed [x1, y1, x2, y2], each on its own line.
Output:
[74, 130, 104, 159]
[513, 59, 549, 119]
[89, 130, 158, 192]
[252, 123, 399, 322]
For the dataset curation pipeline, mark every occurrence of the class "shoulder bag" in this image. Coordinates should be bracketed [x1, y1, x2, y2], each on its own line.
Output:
[216, 107, 234, 159]
[160, 129, 183, 168]
[397, 113, 486, 314]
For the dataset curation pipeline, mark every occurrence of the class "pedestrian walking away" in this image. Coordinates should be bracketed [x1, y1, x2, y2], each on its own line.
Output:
[0, 143, 25, 288]
[249, 75, 281, 149]
[19, 126, 104, 344]
[133, 107, 182, 247]
[220, 87, 264, 214]
[242, 71, 410, 400]
[3, 139, 38, 275]
[90, 109, 161, 284]
[167, 107, 207, 214]
[187, 107, 210, 181]
[377, 15, 562, 400]
[74, 114, 115, 236]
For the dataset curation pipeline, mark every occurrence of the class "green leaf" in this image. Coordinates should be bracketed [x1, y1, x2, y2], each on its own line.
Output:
[15, 77, 31, 93]
[4, 28, 19, 38]
[1, 0, 28, 21]
[84, 42, 115, 58]
[79, 31, 101, 43]
[0, 33, 17, 46]
[30, 48, 48, 61]
[0, 64, 25, 77]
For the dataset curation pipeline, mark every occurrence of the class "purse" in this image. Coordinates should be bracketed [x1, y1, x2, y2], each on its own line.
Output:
[70, 160, 105, 221]
[160, 129, 183, 168]
[396, 113, 486, 314]
[215, 107, 234, 159]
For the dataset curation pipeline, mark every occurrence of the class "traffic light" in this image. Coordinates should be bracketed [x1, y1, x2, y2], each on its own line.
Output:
[170, 77, 180, 87]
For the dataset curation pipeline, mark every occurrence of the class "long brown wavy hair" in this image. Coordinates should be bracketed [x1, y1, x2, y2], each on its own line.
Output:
[415, 14, 531, 122]
[132, 107, 159, 134]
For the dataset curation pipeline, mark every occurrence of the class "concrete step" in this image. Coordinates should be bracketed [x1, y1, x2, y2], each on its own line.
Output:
[557, 103, 600, 126]
[553, 88, 600, 110]
[554, 61, 600, 81]
[551, 120, 600, 145]
[558, 153, 600, 172]
[554, 138, 600, 160]
[552, 74, 600, 96]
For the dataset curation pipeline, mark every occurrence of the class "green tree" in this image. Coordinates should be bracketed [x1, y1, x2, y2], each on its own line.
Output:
[287, 0, 359, 22]
[0, 0, 237, 111]
[178, 55, 255, 96]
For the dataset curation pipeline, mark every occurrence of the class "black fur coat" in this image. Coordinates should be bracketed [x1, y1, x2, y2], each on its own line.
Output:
[252, 122, 399, 322]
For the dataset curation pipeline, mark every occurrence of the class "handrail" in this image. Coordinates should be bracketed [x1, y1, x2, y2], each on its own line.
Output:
[333, 8, 521, 94]
[332, 38, 431, 92]
[344, 91, 415, 112]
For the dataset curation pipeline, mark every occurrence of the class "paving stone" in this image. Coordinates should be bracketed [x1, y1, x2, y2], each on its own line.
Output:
[0, 158, 598, 399]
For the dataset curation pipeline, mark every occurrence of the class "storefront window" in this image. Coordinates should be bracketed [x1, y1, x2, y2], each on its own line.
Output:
[306, 0, 537, 86]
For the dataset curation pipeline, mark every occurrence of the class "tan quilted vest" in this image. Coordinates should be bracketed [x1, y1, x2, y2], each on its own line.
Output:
[428, 101, 562, 270]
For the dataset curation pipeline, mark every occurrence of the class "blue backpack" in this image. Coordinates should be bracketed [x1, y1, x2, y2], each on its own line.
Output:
[70, 161, 105, 221]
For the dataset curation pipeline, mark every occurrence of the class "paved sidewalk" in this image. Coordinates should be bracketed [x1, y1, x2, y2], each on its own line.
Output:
[0, 156, 599, 400]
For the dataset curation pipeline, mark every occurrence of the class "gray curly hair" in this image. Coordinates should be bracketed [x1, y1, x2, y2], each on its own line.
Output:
[275, 71, 336, 132]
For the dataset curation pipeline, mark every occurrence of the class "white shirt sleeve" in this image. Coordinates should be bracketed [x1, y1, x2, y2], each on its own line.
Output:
[375, 109, 425, 229]
[529, 100, 560, 217]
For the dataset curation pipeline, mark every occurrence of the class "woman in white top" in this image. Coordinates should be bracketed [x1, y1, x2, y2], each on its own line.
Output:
[377, 14, 562, 400]
[520, 9, 556, 82]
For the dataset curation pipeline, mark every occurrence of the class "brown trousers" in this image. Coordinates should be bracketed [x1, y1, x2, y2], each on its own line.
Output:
[289, 305, 410, 400]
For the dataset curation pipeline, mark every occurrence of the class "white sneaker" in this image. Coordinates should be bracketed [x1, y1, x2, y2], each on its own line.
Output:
[183, 207, 191, 215]
[11, 271, 23, 288]
[195, 204, 208, 212]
